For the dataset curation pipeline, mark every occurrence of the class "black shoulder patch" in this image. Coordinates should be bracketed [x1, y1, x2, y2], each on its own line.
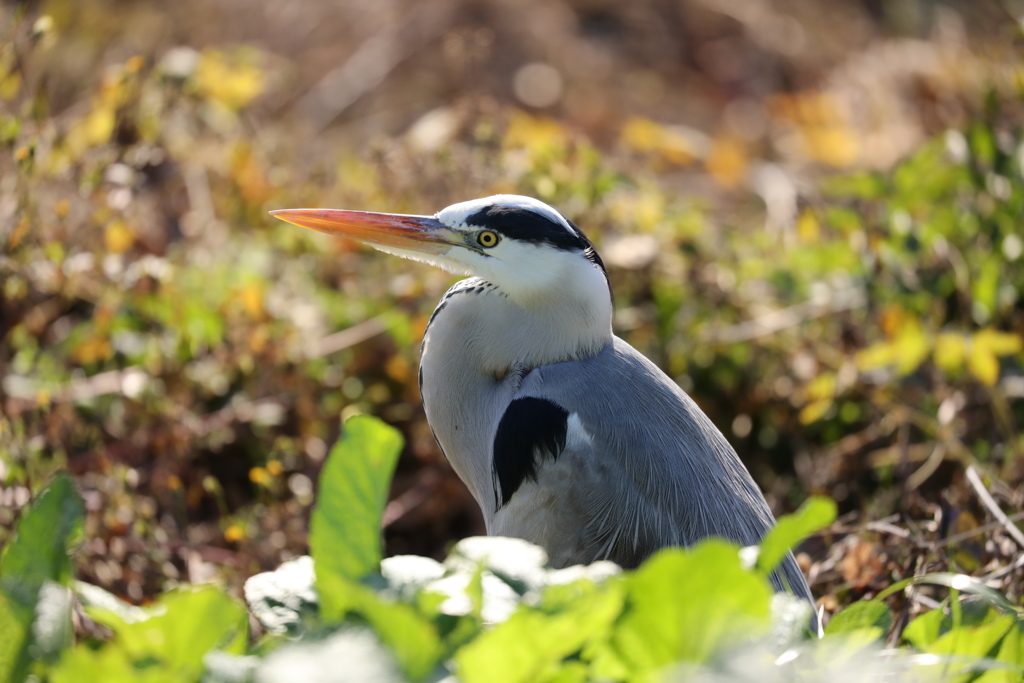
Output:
[492, 397, 569, 510]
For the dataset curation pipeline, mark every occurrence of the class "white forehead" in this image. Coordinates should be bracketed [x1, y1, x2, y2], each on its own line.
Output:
[435, 195, 576, 234]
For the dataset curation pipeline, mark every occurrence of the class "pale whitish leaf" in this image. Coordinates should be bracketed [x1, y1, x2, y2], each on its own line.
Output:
[30, 581, 74, 661]
[74, 580, 148, 624]
[243, 555, 318, 636]
[255, 629, 403, 683]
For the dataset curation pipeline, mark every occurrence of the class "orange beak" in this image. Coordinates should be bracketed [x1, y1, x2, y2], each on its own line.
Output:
[270, 208, 453, 255]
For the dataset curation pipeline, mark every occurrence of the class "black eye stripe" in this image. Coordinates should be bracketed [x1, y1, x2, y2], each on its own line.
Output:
[465, 205, 606, 276]
[466, 206, 584, 251]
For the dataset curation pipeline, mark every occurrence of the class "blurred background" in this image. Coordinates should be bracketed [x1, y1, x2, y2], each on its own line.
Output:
[1, 0, 1023, 616]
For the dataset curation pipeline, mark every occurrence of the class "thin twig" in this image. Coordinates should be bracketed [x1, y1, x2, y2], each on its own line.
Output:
[307, 315, 388, 358]
[702, 287, 865, 344]
[965, 465, 1024, 551]
[936, 510, 1024, 548]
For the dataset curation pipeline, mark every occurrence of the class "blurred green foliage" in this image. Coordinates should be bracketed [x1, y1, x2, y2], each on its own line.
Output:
[3, 417, 1023, 682]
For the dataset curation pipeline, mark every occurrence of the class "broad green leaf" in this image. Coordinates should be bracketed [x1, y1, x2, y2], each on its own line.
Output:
[903, 608, 945, 649]
[456, 579, 625, 683]
[0, 589, 33, 683]
[1, 474, 84, 604]
[991, 623, 1024, 679]
[83, 586, 248, 680]
[927, 613, 1016, 663]
[0, 474, 83, 680]
[51, 644, 166, 683]
[317, 572, 442, 681]
[757, 497, 836, 574]
[310, 415, 403, 590]
[825, 600, 891, 639]
[607, 541, 771, 675]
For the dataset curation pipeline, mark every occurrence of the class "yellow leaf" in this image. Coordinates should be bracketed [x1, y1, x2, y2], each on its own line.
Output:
[194, 49, 264, 110]
[800, 399, 833, 425]
[933, 333, 966, 373]
[235, 282, 265, 319]
[0, 71, 21, 101]
[72, 336, 113, 365]
[621, 117, 696, 165]
[65, 105, 116, 154]
[504, 110, 567, 153]
[967, 346, 999, 386]
[621, 117, 661, 151]
[104, 220, 134, 254]
[385, 354, 411, 383]
[893, 324, 930, 375]
[797, 210, 820, 243]
[706, 135, 748, 189]
[879, 304, 911, 339]
[804, 126, 858, 167]
[805, 372, 837, 401]
[973, 329, 1023, 356]
[855, 341, 897, 371]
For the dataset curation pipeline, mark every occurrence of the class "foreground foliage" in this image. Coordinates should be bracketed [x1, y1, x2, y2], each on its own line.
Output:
[2, 416, 1022, 682]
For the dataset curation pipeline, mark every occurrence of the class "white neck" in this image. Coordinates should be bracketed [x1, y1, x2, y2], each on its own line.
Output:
[418, 262, 611, 510]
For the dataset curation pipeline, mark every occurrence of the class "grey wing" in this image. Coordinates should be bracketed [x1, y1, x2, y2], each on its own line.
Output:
[504, 337, 815, 606]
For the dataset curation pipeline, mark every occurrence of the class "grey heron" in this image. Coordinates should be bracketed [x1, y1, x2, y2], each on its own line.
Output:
[272, 195, 816, 615]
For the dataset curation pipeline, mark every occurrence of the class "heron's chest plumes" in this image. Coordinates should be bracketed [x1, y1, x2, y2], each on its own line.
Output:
[417, 277, 612, 511]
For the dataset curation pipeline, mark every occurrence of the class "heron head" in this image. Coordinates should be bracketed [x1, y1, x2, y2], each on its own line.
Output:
[272, 195, 607, 305]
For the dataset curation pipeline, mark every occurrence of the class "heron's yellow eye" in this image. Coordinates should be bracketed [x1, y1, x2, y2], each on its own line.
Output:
[477, 230, 499, 248]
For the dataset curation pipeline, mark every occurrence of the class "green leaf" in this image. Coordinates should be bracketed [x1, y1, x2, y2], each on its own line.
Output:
[825, 600, 892, 640]
[993, 623, 1024, 675]
[456, 578, 625, 683]
[0, 588, 33, 683]
[902, 608, 945, 649]
[76, 586, 248, 680]
[310, 415, 403, 591]
[928, 613, 1016, 660]
[50, 644, 164, 683]
[317, 572, 442, 681]
[0, 474, 84, 681]
[757, 497, 836, 574]
[606, 540, 772, 676]
[1, 474, 84, 604]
